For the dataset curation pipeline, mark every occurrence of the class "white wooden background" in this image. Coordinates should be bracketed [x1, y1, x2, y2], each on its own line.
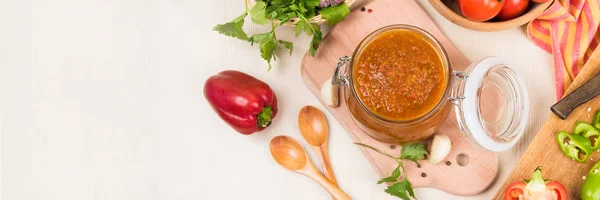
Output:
[0, 0, 555, 199]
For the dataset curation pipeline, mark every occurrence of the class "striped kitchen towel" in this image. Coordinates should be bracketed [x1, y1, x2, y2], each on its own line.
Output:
[527, 0, 600, 100]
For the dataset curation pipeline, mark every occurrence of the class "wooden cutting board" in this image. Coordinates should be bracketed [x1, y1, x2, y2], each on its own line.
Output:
[300, 0, 498, 196]
[493, 50, 600, 199]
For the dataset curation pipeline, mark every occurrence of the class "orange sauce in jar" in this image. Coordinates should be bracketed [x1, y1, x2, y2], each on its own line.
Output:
[353, 29, 447, 121]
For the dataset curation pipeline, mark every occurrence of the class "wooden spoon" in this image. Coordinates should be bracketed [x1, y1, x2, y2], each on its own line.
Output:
[298, 106, 338, 189]
[269, 136, 351, 200]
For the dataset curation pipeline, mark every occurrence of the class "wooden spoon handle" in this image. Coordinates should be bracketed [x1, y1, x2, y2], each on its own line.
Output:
[304, 168, 351, 200]
[315, 145, 338, 185]
[313, 145, 338, 200]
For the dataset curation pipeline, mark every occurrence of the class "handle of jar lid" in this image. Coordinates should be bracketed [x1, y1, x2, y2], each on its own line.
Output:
[449, 71, 467, 103]
[331, 56, 352, 86]
[551, 73, 600, 119]
[449, 70, 470, 135]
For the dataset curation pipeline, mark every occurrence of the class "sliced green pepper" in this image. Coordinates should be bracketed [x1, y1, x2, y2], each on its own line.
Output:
[594, 110, 600, 130]
[556, 131, 593, 162]
[574, 121, 600, 151]
[581, 161, 600, 200]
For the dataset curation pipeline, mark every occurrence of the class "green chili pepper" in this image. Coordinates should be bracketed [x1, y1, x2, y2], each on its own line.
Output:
[581, 161, 600, 200]
[574, 121, 600, 151]
[556, 131, 593, 163]
[594, 110, 600, 130]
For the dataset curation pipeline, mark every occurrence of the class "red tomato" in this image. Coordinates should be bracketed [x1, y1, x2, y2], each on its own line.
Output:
[496, 0, 529, 21]
[458, 0, 506, 22]
[504, 181, 526, 200]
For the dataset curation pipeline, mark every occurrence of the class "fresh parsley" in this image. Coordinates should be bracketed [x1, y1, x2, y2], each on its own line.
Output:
[249, 1, 269, 25]
[355, 143, 428, 200]
[400, 143, 428, 164]
[320, 2, 350, 26]
[213, 12, 249, 40]
[213, 0, 350, 69]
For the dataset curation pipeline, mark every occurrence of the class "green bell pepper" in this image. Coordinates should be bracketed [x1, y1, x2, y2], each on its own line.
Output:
[556, 131, 593, 163]
[594, 110, 600, 130]
[581, 161, 600, 200]
[574, 121, 600, 151]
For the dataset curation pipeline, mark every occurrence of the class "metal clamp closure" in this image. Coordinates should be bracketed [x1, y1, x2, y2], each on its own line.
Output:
[450, 71, 468, 104]
[332, 56, 352, 86]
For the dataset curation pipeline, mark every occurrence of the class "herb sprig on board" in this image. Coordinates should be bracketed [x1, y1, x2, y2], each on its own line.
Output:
[213, 0, 350, 70]
[355, 143, 428, 200]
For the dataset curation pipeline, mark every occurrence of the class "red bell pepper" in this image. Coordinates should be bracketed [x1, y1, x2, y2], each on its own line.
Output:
[504, 167, 568, 200]
[204, 70, 278, 134]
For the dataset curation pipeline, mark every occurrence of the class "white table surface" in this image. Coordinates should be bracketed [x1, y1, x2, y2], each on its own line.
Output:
[0, 0, 556, 199]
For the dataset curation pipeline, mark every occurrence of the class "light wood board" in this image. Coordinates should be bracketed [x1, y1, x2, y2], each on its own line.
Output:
[493, 50, 600, 199]
[300, 0, 498, 196]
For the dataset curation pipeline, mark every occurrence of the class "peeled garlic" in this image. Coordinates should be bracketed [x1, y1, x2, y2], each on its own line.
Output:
[321, 77, 339, 107]
[429, 134, 452, 164]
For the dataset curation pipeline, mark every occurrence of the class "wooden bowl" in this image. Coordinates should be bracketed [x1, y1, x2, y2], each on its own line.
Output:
[246, 0, 357, 27]
[428, 0, 553, 32]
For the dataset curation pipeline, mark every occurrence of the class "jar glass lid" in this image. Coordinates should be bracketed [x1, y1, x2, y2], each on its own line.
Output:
[454, 57, 530, 152]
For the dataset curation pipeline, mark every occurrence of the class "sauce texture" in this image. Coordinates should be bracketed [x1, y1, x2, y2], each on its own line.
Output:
[353, 30, 447, 121]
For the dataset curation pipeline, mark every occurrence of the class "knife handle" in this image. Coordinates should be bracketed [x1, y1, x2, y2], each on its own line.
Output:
[551, 74, 600, 119]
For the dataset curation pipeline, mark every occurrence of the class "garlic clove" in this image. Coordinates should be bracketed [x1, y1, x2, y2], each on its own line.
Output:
[321, 77, 339, 107]
[429, 134, 452, 164]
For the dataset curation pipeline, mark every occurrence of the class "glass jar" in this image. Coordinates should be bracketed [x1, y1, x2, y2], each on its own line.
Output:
[331, 25, 529, 152]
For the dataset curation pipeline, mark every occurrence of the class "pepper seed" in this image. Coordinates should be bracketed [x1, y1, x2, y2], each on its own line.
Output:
[361, 7, 366, 12]
[390, 145, 396, 149]
[421, 173, 427, 177]
[445, 161, 452, 166]
[417, 164, 421, 168]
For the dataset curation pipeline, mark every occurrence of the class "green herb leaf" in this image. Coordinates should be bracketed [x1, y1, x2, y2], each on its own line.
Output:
[214, 0, 346, 68]
[301, 0, 320, 17]
[267, 0, 289, 6]
[320, 2, 350, 26]
[294, 19, 311, 36]
[403, 179, 415, 199]
[309, 29, 323, 56]
[260, 35, 277, 68]
[354, 142, 420, 199]
[278, 40, 294, 55]
[250, 31, 278, 70]
[377, 164, 401, 184]
[249, 1, 269, 25]
[213, 13, 249, 40]
[385, 181, 412, 200]
[400, 143, 428, 163]
[302, 0, 321, 10]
